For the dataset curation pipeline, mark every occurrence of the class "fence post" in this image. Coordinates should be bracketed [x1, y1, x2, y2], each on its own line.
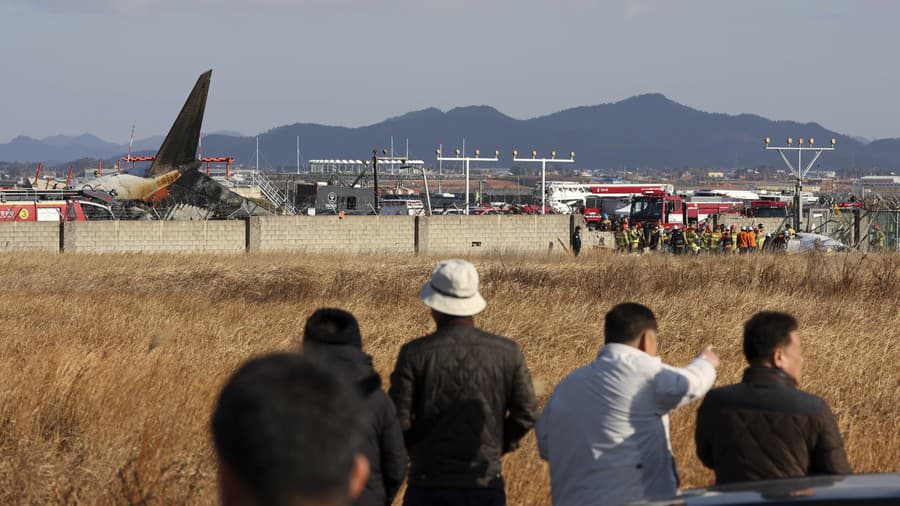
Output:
[414, 215, 420, 255]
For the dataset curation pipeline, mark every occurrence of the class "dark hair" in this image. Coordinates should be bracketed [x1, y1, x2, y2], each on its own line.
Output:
[304, 308, 362, 348]
[604, 303, 658, 344]
[743, 311, 798, 362]
[211, 353, 364, 505]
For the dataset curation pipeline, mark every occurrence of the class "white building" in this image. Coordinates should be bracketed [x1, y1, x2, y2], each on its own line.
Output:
[853, 176, 900, 197]
[309, 159, 425, 176]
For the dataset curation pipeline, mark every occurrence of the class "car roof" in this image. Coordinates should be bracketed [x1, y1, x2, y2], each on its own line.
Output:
[644, 474, 900, 505]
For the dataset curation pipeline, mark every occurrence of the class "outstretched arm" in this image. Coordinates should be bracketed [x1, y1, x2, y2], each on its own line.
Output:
[654, 347, 719, 413]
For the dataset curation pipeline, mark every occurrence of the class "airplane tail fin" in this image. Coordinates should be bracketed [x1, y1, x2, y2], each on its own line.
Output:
[147, 70, 212, 178]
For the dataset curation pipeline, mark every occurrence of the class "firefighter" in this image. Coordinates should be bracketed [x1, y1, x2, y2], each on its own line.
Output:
[628, 224, 642, 253]
[614, 224, 629, 253]
[756, 224, 766, 250]
[670, 225, 686, 255]
[685, 225, 700, 255]
[706, 225, 721, 254]
[869, 224, 886, 252]
[647, 221, 662, 251]
[729, 225, 739, 254]
[720, 229, 734, 253]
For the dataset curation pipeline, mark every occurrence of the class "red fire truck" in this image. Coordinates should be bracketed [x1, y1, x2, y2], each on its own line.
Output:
[0, 189, 115, 222]
[628, 194, 743, 228]
[743, 200, 789, 218]
[581, 185, 671, 228]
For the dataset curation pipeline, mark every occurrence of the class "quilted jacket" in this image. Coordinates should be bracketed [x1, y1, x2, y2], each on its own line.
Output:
[695, 366, 851, 484]
[388, 319, 538, 488]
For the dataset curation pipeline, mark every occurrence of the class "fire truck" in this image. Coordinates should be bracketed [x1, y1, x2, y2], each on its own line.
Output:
[743, 200, 789, 218]
[628, 194, 743, 229]
[0, 189, 115, 222]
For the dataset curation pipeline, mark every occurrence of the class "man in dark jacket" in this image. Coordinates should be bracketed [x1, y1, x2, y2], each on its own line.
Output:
[304, 308, 408, 506]
[389, 259, 538, 506]
[695, 311, 851, 484]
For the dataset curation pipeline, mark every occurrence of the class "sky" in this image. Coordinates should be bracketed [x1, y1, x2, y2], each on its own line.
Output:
[1, 0, 898, 143]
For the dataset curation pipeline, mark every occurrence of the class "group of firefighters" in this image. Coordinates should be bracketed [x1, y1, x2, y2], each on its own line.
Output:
[612, 221, 790, 255]
[610, 220, 889, 254]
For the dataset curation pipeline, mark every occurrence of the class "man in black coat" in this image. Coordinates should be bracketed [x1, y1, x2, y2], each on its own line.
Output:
[389, 259, 538, 506]
[304, 308, 408, 506]
[695, 311, 851, 484]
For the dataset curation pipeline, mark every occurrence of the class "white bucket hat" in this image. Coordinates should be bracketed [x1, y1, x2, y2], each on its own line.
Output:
[419, 259, 487, 317]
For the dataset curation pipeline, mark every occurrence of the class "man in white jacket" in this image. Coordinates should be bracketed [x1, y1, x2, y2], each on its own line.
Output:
[536, 303, 719, 506]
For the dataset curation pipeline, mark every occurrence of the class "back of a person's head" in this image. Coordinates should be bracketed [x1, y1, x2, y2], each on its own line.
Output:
[743, 311, 798, 363]
[604, 303, 658, 345]
[211, 353, 365, 506]
[303, 308, 362, 349]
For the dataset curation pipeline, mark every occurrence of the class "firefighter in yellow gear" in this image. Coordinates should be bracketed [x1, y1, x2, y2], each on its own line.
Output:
[614, 225, 629, 253]
[685, 225, 700, 254]
[870, 225, 887, 252]
[628, 224, 642, 252]
[705, 225, 720, 253]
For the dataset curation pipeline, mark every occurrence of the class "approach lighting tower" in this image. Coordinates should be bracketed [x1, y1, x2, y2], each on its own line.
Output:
[435, 148, 500, 215]
[513, 150, 575, 215]
[764, 137, 835, 231]
[372, 149, 408, 213]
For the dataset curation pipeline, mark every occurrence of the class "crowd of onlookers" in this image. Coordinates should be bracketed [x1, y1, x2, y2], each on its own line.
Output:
[211, 259, 852, 506]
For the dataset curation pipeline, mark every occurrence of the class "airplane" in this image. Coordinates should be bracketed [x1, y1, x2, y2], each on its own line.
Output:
[77, 70, 211, 202]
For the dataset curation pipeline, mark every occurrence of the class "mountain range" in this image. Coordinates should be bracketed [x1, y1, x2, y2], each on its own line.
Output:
[3, 95, 897, 170]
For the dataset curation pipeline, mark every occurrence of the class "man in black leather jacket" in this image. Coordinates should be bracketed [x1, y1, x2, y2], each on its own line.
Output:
[389, 259, 538, 506]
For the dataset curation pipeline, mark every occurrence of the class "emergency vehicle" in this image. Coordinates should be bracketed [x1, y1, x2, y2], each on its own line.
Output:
[0, 189, 115, 222]
[743, 200, 789, 218]
[628, 194, 742, 228]
[540, 182, 674, 214]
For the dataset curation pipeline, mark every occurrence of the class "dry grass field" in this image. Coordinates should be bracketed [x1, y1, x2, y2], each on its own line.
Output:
[0, 251, 898, 504]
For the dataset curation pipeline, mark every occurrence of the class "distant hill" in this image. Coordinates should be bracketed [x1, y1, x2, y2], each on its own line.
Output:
[3, 95, 898, 169]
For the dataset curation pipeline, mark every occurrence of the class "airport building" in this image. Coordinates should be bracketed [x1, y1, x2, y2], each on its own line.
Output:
[853, 175, 900, 197]
[309, 159, 425, 176]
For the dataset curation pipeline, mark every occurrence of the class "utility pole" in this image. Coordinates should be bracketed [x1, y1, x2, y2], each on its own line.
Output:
[512, 150, 576, 214]
[764, 137, 836, 231]
[435, 147, 500, 215]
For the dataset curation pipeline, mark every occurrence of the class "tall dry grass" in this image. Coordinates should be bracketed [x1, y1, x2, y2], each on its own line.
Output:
[0, 251, 897, 504]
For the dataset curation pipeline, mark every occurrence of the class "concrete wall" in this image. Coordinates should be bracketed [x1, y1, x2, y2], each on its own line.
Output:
[248, 215, 416, 254]
[62, 221, 245, 253]
[0, 222, 59, 252]
[4, 215, 576, 255]
[419, 215, 571, 255]
[583, 230, 615, 251]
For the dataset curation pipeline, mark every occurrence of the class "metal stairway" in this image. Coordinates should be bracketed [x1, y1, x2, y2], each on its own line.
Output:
[251, 172, 297, 215]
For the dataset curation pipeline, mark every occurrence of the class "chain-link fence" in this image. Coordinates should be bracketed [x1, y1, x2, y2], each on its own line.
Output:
[806, 208, 900, 252]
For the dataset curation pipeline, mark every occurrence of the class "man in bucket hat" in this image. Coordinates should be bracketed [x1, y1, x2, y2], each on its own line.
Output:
[389, 259, 538, 506]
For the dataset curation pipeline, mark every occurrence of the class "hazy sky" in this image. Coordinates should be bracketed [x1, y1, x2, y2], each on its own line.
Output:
[1, 0, 898, 143]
